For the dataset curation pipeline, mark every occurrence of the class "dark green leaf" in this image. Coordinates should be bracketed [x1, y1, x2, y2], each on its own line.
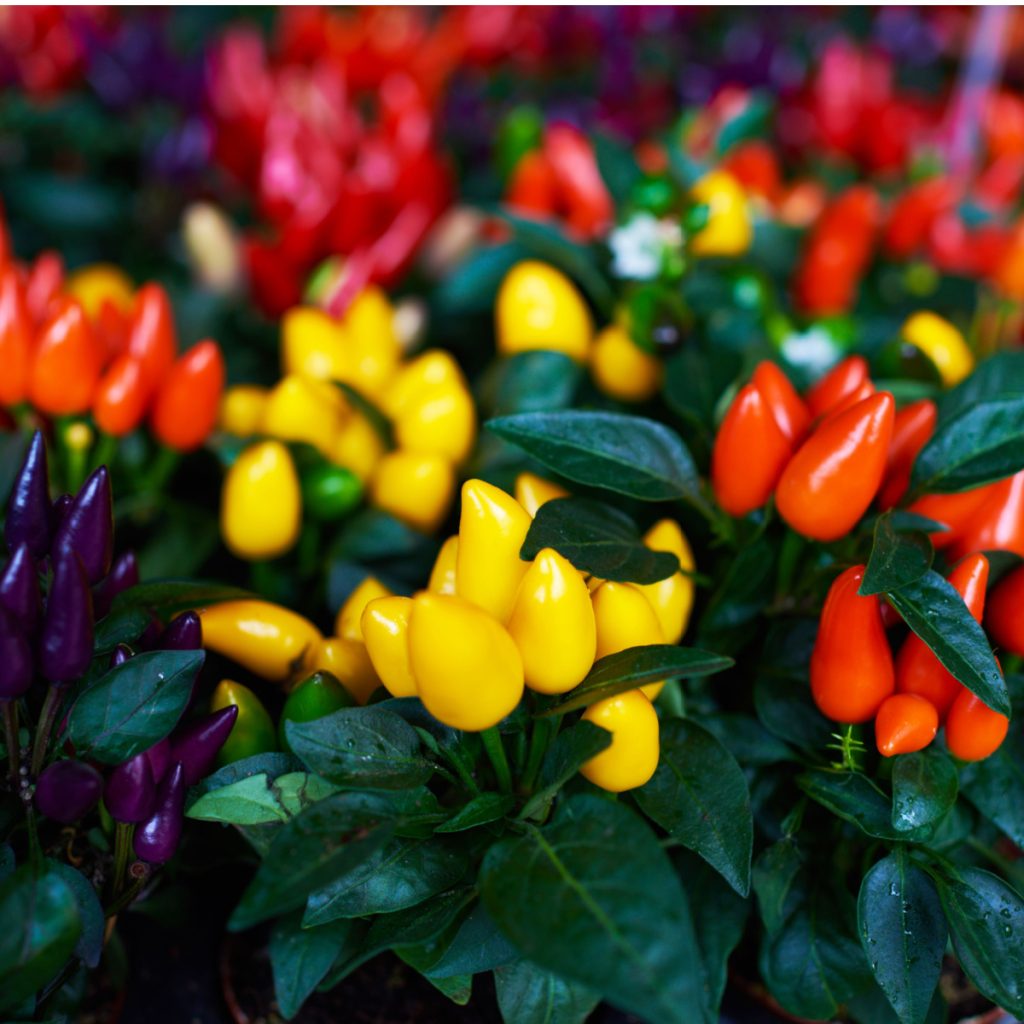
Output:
[0, 866, 80, 1012]
[701, 713, 796, 766]
[187, 752, 303, 804]
[937, 868, 1024, 1016]
[886, 570, 1008, 716]
[798, 770, 910, 842]
[46, 862, 103, 970]
[187, 773, 338, 826]
[960, 732, 1024, 845]
[270, 912, 357, 1020]
[636, 720, 752, 895]
[891, 750, 958, 835]
[481, 351, 582, 417]
[697, 539, 776, 654]
[754, 674, 832, 753]
[433, 244, 523, 313]
[487, 411, 706, 508]
[91, 606, 151, 655]
[753, 840, 805, 936]
[592, 131, 642, 202]
[519, 722, 611, 820]
[540, 646, 733, 717]
[664, 347, 742, 437]
[481, 795, 705, 1024]
[0, 431, 29, 511]
[521, 498, 678, 584]
[286, 707, 432, 790]
[858, 849, 946, 1024]
[494, 960, 600, 1024]
[426, 902, 518, 979]
[885, 511, 949, 534]
[67, 650, 203, 764]
[435, 793, 513, 834]
[332, 510, 434, 564]
[938, 351, 1024, 422]
[860, 512, 933, 596]
[110, 580, 251, 619]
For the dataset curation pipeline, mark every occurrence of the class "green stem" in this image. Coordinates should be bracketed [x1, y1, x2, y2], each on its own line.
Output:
[104, 871, 148, 919]
[31, 685, 62, 778]
[521, 718, 554, 793]
[112, 823, 134, 899]
[3, 701, 19, 787]
[141, 446, 181, 495]
[90, 432, 119, 475]
[481, 728, 513, 795]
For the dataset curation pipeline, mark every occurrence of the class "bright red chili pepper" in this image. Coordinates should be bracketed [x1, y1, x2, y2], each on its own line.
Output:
[25, 251, 64, 325]
[28, 297, 103, 415]
[805, 355, 874, 421]
[947, 470, 1024, 561]
[126, 283, 177, 401]
[543, 124, 613, 240]
[985, 564, 1024, 658]
[93, 355, 150, 437]
[877, 399, 938, 510]
[506, 149, 559, 219]
[874, 693, 939, 757]
[945, 690, 1009, 762]
[811, 564, 894, 724]
[0, 267, 33, 407]
[775, 392, 895, 542]
[750, 361, 810, 444]
[722, 140, 781, 204]
[150, 340, 226, 452]
[883, 177, 956, 260]
[908, 483, 1003, 549]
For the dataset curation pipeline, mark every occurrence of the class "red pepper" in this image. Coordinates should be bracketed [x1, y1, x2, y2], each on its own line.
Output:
[25, 251, 64, 325]
[947, 470, 1024, 561]
[909, 483, 1002, 550]
[883, 178, 956, 260]
[0, 267, 33, 406]
[750, 361, 810, 444]
[805, 355, 873, 421]
[506, 149, 559, 219]
[877, 399, 938, 510]
[722, 140, 781, 204]
[28, 297, 103, 415]
[543, 124, 612, 240]
[985, 564, 1024, 658]
[874, 693, 939, 757]
[150, 340, 225, 452]
[93, 354, 150, 437]
[945, 690, 1009, 762]
[126, 284, 177, 402]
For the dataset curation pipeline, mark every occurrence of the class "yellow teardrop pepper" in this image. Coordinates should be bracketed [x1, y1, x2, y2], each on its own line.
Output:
[456, 479, 532, 623]
[361, 596, 417, 698]
[281, 306, 350, 382]
[302, 636, 380, 705]
[221, 385, 269, 437]
[639, 519, 695, 644]
[370, 451, 455, 533]
[383, 350, 465, 419]
[591, 581, 666, 700]
[590, 325, 663, 402]
[331, 411, 386, 482]
[341, 286, 401, 399]
[428, 536, 459, 595]
[689, 170, 753, 258]
[261, 375, 347, 458]
[496, 261, 593, 362]
[408, 593, 524, 731]
[199, 599, 321, 682]
[901, 311, 974, 387]
[507, 548, 596, 694]
[580, 690, 660, 792]
[392, 379, 476, 463]
[221, 441, 302, 560]
[65, 264, 134, 318]
[335, 576, 393, 640]
[514, 472, 568, 518]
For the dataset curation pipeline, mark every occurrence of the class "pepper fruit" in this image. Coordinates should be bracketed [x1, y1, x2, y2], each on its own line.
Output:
[909, 484, 1001, 550]
[751, 361, 810, 444]
[544, 123, 613, 239]
[29, 298, 105, 415]
[221, 440, 302, 560]
[945, 690, 1009, 762]
[496, 261, 593, 362]
[34, 760, 103, 823]
[301, 463, 363, 521]
[134, 761, 186, 864]
[210, 680, 277, 766]
[361, 597, 417, 698]
[93, 551, 139, 620]
[151, 340, 226, 452]
[49, 493, 73, 539]
[39, 549, 93, 684]
[900, 312, 974, 388]
[776, 392, 895, 542]
[874, 693, 939, 757]
[0, 543, 41, 634]
[507, 548, 596, 695]
[946, 470, 1024, 561]
[5, 432, 52, 558]
[110, 644, 132, 668]
[428, 536, 458, 595]
[278, 671, 355, 752]
[591, 581, 666, 700]
[261, 374, 346, 459]
[93, 355, 149, 437]
[688, 170, 752, 258]
[281, 306, 349, 383]
[335, 576, 393, 641]
[805, 356, 874, 421]
[126, 283, 177, 402]
[172, 705, 240, 784]
[144, 738, 171, 785]
[877, 399, 938, 510]
[370, 450, 454, 533]
[896, 553, 989, 719]
[65, 263, 134, 320]
[0, 267, 32, 406]
[104, 753, 156, 823]
[159, 610, 202, 652]
[456, 479, 532, 624]
[0, 606, 33, 698]
[220, 385, 269, 437]
[590, 325, 663, 403]
[514, 473, 568, 519]
[52, 465, 113, 584]
[331, 411, 386, 483]
[580, 690, 660, 793]
[198, 600, 321, 683]
[811, 565, 894, 723]
[408, 592, 524, 732]
[986, 564, 1024, 657]
[638, 519, 695, 644]
[301, 636, 379, 705]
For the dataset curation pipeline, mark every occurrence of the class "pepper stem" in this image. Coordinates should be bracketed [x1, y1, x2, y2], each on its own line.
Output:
[112, 822, 134, 899]
[31, 685, 62, 778]
[3, 701, 19, 787]
[521, 717, 556, 794]
[481, 727, 513, 795]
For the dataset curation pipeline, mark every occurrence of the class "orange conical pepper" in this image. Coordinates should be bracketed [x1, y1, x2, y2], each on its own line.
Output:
[0, 267, 32, 406]
[811, 564, 894, 723]
[751, 361, 810, 444]
[909, 482, 1002, 550]
[805, 355, 874, 421]
[877, 399, 937, 510]
[874, 693, 939, 757]
[28, 297, 103, 415]
[93, 354, 150, 437]
[150, 340, 225, 452]
[947, 470, 1024, 561]
[126, 283, 177, 400]
[896, 553, 989, 720]
[25, 251, 64, 325]
[776, 392, 895, 542]
[986, 563, 1024, 658]
[945, 689, 1009, 761]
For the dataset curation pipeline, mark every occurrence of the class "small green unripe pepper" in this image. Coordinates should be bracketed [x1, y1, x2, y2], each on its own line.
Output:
[300, 463, 363, 521]
[278, 671, 356, 753]
[211, 679, 277, 766]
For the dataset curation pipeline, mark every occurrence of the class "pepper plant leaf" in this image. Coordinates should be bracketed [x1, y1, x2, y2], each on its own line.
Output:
[798, 770, 927, 842]
[518, 721, 611, 821]
[960, 731, 1024, 846]
[891, 750, 958, 835]
[859, 511, 933, 596]
[480, 350, 582, 417]
[110, 579, 252, 618]
[521, 497, 678, 584]
[494, 960, 600, 1024]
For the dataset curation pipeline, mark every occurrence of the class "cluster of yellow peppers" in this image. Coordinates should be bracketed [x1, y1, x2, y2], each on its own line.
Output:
[219, 286, 477, 559]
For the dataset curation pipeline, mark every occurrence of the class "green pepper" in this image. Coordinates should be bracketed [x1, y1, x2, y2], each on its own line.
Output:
[278, 671, 356, 753]
[631, 175, 677, 218]
[210, 679, 277, 766]
[300, 463, 363, 521]
[496, 105, 544, 180]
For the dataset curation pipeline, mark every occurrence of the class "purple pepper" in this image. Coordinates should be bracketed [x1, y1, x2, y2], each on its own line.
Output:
[133, 761, 185, 864]
[49, 493, 73, 537]
[104, 752, 156, 823]
[5, 432, 51, 558]
[159, 611, 202, 651]
[144, 737, 171, 784]
[0, 606, 33, 699]
[34, 759, 103, 823]
[51, 466, 113, 584]
[38, 550, 94, 684]
[0, 543, 41, 634]
[138, 617, 162, 651]
[93, 550, 139, 619]
[170, 705, 237, 786]
[110, 643, 132, 668]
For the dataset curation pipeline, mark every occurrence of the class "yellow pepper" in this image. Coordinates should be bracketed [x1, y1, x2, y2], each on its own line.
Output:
[210, 679, 277, 766]
[428, 536, 459, 595]
[456, 479, 532, 623]
[408, 592, 524, 731]
[392, 377, 476, 464]
[901, 311, 974, 387]
[383, 350, 465, 419]
[331, 411, 386, 482]
[361, 596, 417, 698]
[302, 636, 380, 705]
[220, 385, 269, 437]
[689, 170, 753, 258]
[261, 375, 347, 458]
[335, 576, 393, 640]
[370, 451, 455, 533]
[338, 286, 401, 399]
[580, 690, 660, 792]
[507, 548, 596, 694]
[638, 519, 695, 644]
[591, 581, 666, 700]
[64, 264, 134, 318]
[590, 325, 663, 402]
[514, 472, 568, 518]
[199, 599, 322, 683]
[221, 441, 302, 560]
[496, 260, 593, 362]
[281, 306, 350, 382]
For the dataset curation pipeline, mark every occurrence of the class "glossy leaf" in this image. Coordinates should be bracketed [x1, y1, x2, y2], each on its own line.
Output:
[111, 580, 251, 618]
[481, 351, 582, 417]
[798, 770, 915, 842]
[518, 722, 611, 821]
[435, 793, 514, 834]
[46, 860, 104, 970]
[495, 960, 600, 1024]
[891, 751, 958, 835]
[426, 902, 518, 979]
[752, 839, 805, 936]
[187, 772, 338, 826]
[960, 732, 1024, 846]
[270, 912, 357, 1021]
[860, 512, 933, 596]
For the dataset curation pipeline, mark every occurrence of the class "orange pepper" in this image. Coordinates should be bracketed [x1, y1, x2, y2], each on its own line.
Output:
[805, 355, 873, 421]
[93, 355, 149, 437]
[150, 340, 225, 452]
[877, 399, 938, 510]
[874, 693, 939, 757]
[126, 283, 177, 401]
[0, 267, 32, 406]
[945, 690, 1009, 761]
[28, 297, 103, 415]
[986, 564, 1024, 658]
